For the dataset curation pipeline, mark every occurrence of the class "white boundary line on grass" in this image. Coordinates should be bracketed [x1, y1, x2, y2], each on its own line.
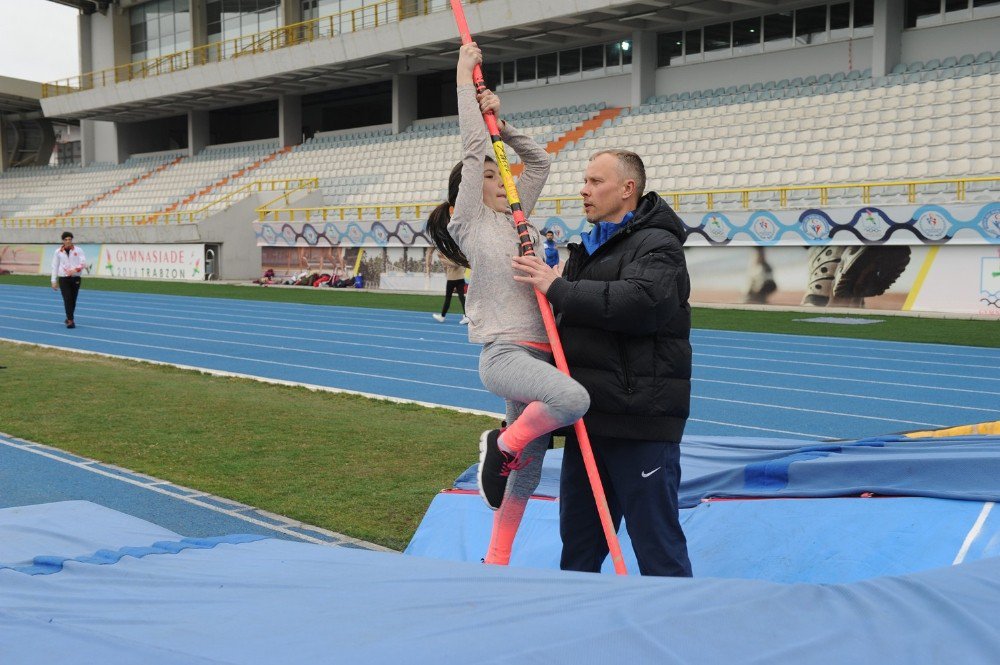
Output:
[0, 337, 504, 418]
[0, 431, 396, 552]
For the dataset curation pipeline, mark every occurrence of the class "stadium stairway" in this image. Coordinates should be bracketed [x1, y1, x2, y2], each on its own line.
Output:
[509, 106, 623, 176]
[57, 155, 186, 220]
[146, 145, 292, 223]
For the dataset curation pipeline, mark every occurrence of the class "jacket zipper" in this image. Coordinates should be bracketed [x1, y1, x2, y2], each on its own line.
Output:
[618, 339, 634, 394]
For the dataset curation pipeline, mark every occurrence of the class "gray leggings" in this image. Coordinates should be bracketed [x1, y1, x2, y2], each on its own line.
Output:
[479, 341, 590, 506]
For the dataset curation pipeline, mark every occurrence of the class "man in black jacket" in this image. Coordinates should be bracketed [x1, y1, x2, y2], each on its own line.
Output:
[511, 149, 692, 577]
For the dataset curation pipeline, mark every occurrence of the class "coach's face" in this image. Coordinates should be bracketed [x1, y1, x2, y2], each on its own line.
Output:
[580, 153, 631, 224]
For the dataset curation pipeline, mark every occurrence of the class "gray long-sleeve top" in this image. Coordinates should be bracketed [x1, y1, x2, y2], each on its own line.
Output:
[448, 84, 551, 345]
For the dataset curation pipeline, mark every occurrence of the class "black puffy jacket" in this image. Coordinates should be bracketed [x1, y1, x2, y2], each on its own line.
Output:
[546, 192, 691, 442]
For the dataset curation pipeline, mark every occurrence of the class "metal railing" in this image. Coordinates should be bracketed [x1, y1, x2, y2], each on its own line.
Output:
[4, 176, 993, 230]
[1, 178, 318, 229]
[254, 176, 999, 222]
[42, 0, 461, 98]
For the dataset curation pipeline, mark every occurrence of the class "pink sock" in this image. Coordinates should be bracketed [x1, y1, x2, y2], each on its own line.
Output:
[483, 495, 529, 565]
[498, 401, 561, 455]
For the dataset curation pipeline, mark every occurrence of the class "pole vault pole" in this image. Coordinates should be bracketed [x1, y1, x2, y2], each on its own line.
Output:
[449, 0, 627, 576]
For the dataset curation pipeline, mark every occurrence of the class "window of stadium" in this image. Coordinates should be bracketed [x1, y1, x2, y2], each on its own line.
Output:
[907, 0, 1000, 27]
[830, 2, 851, 40]
[763, 11, 794, 49]
[207, 0, 280, 43]
[537, 52, 558, 82]
[605, 41, 631, 69]
[303, 0, 393, 23]
[581, 45, 604, 73]
[732, 17, 762, 56]
[658, 1, 877, 65]
[854, 0, 875, 33]
[516, 57, 535, 83]
[795, 5, 829, 45]
[301, 0, 318, 21]
[502, 61, 515, 86]
[907, 0, 946, 25]
[656, 31, 683, 67]
[559, 49, 581, 77]
[489, 39, 633, 89]
[703, 22, 731, 60]
[130, 0, 191, 61]
[685, 29, 702, 57]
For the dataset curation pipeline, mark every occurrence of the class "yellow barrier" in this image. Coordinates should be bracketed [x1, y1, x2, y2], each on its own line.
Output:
[253, 176, 999, 222]
[42, 0, 467, 98]
[0, 178, 318, 229]
[4, 175, 994, 229]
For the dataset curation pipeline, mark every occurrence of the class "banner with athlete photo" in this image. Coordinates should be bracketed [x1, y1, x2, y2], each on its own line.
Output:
[685, 244, 1000, 316]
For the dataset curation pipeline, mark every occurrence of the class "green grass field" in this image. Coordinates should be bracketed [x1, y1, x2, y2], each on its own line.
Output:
[1, 275, 996, 550]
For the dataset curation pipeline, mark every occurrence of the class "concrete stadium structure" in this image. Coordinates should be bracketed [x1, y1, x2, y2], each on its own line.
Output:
[1, 0, 998, 313]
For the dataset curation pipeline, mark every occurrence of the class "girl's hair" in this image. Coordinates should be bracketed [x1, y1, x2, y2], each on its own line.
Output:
[426, 156, 496, 269]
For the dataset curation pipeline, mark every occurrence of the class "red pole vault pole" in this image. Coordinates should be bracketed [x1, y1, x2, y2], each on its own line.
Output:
[449, 0, 627, 576]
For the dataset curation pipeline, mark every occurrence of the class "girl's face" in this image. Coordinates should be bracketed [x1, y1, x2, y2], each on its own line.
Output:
[481, 162, 508, 213]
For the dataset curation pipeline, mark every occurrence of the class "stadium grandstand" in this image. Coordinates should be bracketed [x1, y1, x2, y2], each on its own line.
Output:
[1, 0, 998, 311]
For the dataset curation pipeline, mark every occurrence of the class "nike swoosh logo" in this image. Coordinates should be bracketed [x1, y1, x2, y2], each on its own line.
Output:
[641, 467, 662, 478]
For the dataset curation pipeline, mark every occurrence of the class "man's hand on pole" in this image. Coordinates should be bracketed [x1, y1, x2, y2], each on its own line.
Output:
[512, 255, 561, 295]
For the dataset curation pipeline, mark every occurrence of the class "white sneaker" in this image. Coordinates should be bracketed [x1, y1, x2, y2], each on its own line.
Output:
[432, 314, 446, 323]
[459, 315, 470, 325]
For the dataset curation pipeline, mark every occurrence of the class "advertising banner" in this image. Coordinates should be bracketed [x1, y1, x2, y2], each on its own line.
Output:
[4, 243, 205, 282]
[253, 202, 1000, 249]
[95, 244, 206, 281]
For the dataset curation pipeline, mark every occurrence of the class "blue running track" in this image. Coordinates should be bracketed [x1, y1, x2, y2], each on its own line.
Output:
[1, 282, 998, 543]
[2, 283, 997, 441]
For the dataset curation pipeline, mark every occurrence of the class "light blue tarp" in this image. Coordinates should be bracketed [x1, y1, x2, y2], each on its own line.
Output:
[2, 502, 1000, 665]
[406, 492, 1000, 581]
[452, 434, 1000, 506]
[414, 433, 1000, 579]
[4, 433, 1000, 663]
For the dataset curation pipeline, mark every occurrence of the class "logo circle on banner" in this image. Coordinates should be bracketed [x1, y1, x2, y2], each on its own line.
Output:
[703, 214, 730, 243]
[751, 217, 778, 242]
[915, 211, 948, 241]
[802, 213, 831, 241]
[981, 210, 1000, 239]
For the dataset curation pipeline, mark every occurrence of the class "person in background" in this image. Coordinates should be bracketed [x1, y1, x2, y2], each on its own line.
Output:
[431, 250, 470, 324]
[511, 149, 693, 577]
[542, 229, 560, 269]
[51, 231, 86, 329]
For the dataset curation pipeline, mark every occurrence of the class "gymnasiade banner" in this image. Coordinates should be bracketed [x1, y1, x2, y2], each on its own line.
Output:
[2, 243, 205, 281]
[95, 244, 206, 281]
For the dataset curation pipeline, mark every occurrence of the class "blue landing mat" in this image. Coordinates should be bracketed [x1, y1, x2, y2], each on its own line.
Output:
[420, 433, 1000, 579]
[406, 492, 1000, 582]
[2, 501, 1000, 664]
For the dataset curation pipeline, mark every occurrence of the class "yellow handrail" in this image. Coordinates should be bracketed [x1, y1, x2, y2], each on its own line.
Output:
[42, 0, 447, 98]
[253, 176, 999, 222]
[4, 176, 994, 229]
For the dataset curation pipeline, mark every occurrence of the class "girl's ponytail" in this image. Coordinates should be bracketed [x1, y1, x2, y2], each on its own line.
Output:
[426, 161, 469, 268]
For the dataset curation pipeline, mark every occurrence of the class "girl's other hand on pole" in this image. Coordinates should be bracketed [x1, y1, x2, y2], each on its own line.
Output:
[477, 89, 501, 116]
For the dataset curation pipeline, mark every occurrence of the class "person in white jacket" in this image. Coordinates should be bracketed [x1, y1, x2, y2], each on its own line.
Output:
[51, 231, 86, 328]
